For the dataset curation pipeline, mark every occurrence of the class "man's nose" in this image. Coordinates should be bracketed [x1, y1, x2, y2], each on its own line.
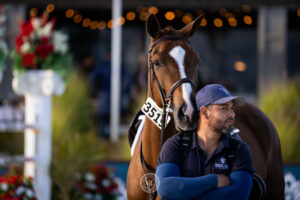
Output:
[228, 109, 235, 118]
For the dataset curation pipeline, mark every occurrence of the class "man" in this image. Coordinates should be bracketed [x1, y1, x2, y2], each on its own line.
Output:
[155, 84, 253, 200]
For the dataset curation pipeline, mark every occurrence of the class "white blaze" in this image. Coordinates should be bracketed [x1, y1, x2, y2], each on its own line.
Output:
[169, 46, 194, 121]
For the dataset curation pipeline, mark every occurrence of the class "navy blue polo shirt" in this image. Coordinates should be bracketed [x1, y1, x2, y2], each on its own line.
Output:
[157, 132, 253, 177]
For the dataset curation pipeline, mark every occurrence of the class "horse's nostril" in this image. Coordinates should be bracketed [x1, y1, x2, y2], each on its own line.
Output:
[178, 105, 189, 123]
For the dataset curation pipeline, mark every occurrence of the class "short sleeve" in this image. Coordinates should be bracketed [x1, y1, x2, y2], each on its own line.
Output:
[231, 142, 254, 174]
[157, 134, 181, 166]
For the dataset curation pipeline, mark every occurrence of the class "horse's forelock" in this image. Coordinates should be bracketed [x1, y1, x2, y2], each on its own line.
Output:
[159, 26, 181, 37]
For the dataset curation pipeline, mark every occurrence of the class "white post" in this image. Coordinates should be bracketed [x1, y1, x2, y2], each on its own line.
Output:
[257, 6, 287, 97]
[110, 0, 122, 142]
[12, 70, 65, 200]
[24, 94, 52, 200]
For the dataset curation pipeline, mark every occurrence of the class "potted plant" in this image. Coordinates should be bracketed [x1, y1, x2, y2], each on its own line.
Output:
[11, 12, 71, 78]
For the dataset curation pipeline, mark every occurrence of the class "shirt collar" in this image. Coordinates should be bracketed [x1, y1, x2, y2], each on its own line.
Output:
[191, 131, 230, 150]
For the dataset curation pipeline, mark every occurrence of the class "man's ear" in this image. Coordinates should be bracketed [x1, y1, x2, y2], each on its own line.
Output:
[200, 106, 209, 120]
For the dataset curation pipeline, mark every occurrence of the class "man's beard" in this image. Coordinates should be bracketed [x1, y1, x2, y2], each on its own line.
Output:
[208, 116, 234, 134]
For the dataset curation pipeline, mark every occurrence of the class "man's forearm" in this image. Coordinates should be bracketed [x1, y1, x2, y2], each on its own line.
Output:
[194, 171, 253, 200]
[156, 163, 218, 200]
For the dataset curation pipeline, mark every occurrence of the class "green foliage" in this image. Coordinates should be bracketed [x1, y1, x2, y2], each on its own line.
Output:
[42, 53, 72, 80]
[258, 78, 300, 161]
[0, 132, 23, 154]
[10, 50, 72, 81]
[0, 41, 8, 70]
[0, 51, 6, 69]
[10, 50, 25, 73]
[51, 73, 106, 200]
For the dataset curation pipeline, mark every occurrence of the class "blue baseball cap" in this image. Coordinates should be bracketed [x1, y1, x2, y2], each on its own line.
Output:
[196, 84, 245, 110]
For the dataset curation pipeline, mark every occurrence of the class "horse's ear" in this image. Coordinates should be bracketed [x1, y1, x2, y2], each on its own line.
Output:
[180, 14, 204, 38]
[146, 14, 161, 38]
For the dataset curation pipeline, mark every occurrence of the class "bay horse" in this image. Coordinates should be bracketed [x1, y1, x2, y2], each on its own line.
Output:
[127, 14, 285, 200]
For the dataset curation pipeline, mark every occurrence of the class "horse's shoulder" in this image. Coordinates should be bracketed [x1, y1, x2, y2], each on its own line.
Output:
[235, 103, 279, 149]
[235, 103, 274, 127]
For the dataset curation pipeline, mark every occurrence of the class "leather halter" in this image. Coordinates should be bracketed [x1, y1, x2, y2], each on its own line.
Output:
[140, 35, 197, 200]
[148, 35, 197, 148]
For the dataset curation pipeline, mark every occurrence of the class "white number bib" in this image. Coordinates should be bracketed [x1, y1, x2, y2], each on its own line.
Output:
[141, 97, 171, 129]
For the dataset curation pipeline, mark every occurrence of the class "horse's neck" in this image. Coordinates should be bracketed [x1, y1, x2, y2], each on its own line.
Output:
[142, 75, 176, 168]
[142, 118, 162, 168]
[141, 97, 176, 168]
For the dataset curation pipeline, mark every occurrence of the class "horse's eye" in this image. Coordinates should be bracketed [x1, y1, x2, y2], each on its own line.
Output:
[153, 60, 161, 68]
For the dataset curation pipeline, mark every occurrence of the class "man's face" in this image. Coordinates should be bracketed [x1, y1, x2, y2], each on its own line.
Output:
[206, 101, 235, 134]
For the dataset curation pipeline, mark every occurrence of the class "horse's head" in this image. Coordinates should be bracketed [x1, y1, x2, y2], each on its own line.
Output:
[146, 14, 203, 132]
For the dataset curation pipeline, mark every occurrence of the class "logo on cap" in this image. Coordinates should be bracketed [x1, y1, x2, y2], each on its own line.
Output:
[218, 87, 230, 96]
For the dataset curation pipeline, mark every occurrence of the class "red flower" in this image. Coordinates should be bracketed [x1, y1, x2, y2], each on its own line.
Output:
[96, 187, 103, 193]
[35, 43, 53, 60]
[40, 36, 49, 43]
[22, 53, 37, 68]
[51, 17, 57, 29]
[15, 35, 24, 53]
[20, 19, 33, 36]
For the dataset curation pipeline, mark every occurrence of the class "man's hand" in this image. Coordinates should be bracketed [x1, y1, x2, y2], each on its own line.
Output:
[217, 174, 230, 188]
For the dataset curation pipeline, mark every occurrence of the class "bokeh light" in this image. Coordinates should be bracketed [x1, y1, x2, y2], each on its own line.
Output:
[108, 20, 114, 29]
[73, 14, 83, 23]
[65, 9, 75, 18]
[243, 15, 252, 25]
[228, 17, 238, 27]
[214, 18, 223, 28]
[82, 18, 91, 27]
[98, 21, 106, 30]
[165, 11, 175, 21]
[182, 13, 193, 24]
[148, 6, 159, 15]
[90, 20, 98, 30]
[242, 5, 251, 13]
[30, 8, 38, 17]
[234, 61, 247, 72]
[46, 4, 55, 13]
[139, 11, 148, 21]
[117, 17, 125, 25]
[219, 8, 228, 17]
[200, 17, 207, 27]
[126, 11, 136, 21]
[174, 9, 183, 18]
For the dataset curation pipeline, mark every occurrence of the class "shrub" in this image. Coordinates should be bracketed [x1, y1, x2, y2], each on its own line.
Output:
[51, 73, 106, 200]
[258, 78, 300, 161]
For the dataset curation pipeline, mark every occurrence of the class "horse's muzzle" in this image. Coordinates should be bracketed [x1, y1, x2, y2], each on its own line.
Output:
[174, 103, 198, 131]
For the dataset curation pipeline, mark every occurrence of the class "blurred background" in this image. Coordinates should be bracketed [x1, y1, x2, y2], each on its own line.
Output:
[0, 0, 299, 199]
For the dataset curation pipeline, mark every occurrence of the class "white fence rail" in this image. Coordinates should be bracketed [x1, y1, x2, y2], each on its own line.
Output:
[0, 104, 24, 132]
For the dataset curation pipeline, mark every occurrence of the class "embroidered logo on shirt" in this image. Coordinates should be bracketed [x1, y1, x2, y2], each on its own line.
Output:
[214, 157, 229, 170]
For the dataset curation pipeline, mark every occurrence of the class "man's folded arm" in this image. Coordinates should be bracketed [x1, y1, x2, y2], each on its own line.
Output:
[155, 163, 218, 200]
[194, 170, 253, 200]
